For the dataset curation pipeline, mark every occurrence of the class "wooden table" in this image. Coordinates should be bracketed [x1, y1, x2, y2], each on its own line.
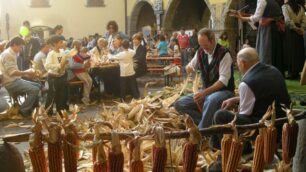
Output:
[146, 56, 181, 85]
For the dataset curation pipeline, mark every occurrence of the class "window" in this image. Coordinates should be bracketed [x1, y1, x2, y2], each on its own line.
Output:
[30, 0, 50, 8]
[86, 0, 105, 7]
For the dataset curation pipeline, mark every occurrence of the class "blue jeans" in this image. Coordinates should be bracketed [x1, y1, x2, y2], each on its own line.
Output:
[5, 79, 40, 115]
[174, 90, 234, 128]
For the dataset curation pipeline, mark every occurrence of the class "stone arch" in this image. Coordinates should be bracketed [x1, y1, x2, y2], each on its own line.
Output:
[129, 0, 156, 36]
[163, 0, 211, 32]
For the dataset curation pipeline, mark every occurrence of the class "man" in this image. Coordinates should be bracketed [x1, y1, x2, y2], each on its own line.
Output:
[211, 47, 291, 149]
[174, 28, 235, 128]
[33, 42, 50, 76]
[0, 36, 40, 117]
[188, 28, 199, 58]
[177, 27, 190, 71]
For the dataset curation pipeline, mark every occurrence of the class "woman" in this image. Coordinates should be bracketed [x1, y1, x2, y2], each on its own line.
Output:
[104, 21, 128, 52]
[238, 0, 284, 74]
[132, 33, 147, 78]
[282, 0, 306, 79]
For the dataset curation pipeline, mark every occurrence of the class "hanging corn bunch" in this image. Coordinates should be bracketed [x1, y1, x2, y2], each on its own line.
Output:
[152, 126, 167, 172]
[262, 103, 277, 165]
[251, 130, 265, 172]
[221, 134, 232, 172]
[282, 105, 299, 164]
[129, 136, 144, 172]
[28, 110, 48, 172]
[182, 116, 201, 172]
[108, 132, 124, 172]
[62, 114, 80, 172]
[224, 126, 244, 172]
[93, 138, 108, 172]
[45, 118, 63, 172]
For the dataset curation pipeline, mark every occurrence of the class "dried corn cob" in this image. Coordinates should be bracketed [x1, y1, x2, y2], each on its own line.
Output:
[93, 140, 107, 172]
[28, 114, 47, 172]
[282, 121, 299, 164]
[108, 132, 124, 172]
[182, 116, 201, 172]
[129, 137, 144, 172]
[46, 120, 63, 172]
[263, 126, 277, 165]
[221, 134, 232, 172]
[63, 123, 80, 172]
[225, 139, 243, 172]
[252, 134, 264, 172]
[152, 126, 167, 172]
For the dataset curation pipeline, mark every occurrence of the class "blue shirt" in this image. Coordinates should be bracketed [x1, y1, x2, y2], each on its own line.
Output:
[157, 41, 168, 56]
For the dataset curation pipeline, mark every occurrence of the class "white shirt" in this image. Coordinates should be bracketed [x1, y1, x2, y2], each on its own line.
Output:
[238, 63, 259, 115]
[250, 0, 267, 23]
[45, 49, 66, 76]
[282, 4, 306, 29]
[189, 45, 233, 87]
[108, 49, 136, 77]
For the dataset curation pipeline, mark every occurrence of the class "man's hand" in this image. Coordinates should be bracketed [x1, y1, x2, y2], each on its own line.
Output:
[24, 69, 38, 79]
[193, 90, 206, 105]
[185, 64, 194, 74]
[221, 97, 239, 110]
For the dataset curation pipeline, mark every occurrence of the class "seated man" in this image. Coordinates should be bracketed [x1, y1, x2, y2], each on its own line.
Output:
[211, 47, 291, 149]
[0, 36, 40, 117]
[174, 28, 235, 128]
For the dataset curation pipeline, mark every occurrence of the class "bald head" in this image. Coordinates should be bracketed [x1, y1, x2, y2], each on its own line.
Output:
[237, 47, 259, 63]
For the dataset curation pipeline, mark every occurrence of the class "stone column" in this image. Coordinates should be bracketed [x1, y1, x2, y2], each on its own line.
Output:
[293, 119, 306, 172]
[154, 0, 163, 31]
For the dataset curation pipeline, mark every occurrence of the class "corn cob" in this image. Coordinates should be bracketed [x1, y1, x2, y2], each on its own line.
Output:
[252, 134, 264, 172]
[182, 116, 201, 172]
[152, 126, 167, 172]
[63, 124, 79, 172]
[221, 134, 232, 172]
[93, 140, 107, 172]
[129, 137, 144, 172]
[282, 121, 299, 164]
[46, 122, 63, 172]
[28, 119, 48, 172]
[263, 126, 277, 165]
[108, 132, 124, 172]
[225, 139, 243, 172]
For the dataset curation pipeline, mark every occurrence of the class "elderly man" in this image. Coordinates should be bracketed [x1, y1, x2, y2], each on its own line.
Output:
[174, 28, 235, 128]
[211, 47, 291, 149]
[0, 36, 40, 117]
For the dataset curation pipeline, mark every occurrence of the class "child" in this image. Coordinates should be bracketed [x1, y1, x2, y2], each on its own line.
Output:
[44, 35, 76, 115]
[71, 40, 92, 105]
[157, 34, 168, 57]
[108, 39, 139, 101]
[168, 38, 181, 57]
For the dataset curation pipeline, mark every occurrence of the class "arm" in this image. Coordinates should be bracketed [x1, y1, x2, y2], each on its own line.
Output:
[2, 55, 35, 78]
[185, 51, 198, 74]
[238, 82, 255, 115]
[239, 0, 267, 22]
[108, 52, 124, 61]
[282, 5, 297, 29]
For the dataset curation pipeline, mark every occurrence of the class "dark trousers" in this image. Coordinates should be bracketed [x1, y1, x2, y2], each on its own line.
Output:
[45, 73, 69, 116]
[210, 110, 258, 149]
[120, 75, 139, 100]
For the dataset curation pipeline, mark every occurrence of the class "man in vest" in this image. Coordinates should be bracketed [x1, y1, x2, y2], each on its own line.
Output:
[210, 47, 291, 150]
[174, 28, 235, 128]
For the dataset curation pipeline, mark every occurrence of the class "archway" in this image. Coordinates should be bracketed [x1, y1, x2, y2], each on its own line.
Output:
[129, 1, 156, 36]
[163, 0, 211, 32]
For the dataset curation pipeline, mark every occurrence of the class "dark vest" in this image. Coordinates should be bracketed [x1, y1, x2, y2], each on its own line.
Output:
[197, 44, 235, 92]
[263, 0, 282, 18]
[242, 63, 290, 119]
